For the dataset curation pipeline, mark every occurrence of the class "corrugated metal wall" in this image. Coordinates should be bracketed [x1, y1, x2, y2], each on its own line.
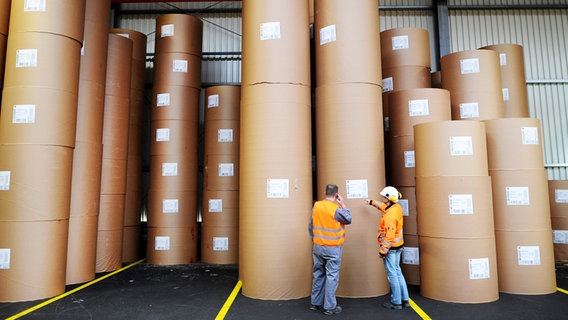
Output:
[447, 4, 568, 179]
[116, 1, 567, 179]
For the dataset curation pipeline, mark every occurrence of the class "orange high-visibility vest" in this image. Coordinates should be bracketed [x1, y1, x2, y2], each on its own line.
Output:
[378, 202, 404, 255]
[312, 200, 346, 246]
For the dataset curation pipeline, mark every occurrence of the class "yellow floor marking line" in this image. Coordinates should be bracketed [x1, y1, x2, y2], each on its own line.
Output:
[215, 280, 243, 320]
[410, 298, 433, 320]
[6, 259, 145, 320]
[558, 287, 568, 295]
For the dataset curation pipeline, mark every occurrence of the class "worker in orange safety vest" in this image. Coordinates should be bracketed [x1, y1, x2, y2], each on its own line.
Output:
[366, 186, 410, 310]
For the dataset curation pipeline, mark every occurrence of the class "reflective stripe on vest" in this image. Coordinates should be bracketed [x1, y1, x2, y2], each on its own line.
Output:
[312, 200, 345, 246]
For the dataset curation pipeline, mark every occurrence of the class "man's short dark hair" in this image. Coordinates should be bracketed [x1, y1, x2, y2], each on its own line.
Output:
[325, 184, 339, 196]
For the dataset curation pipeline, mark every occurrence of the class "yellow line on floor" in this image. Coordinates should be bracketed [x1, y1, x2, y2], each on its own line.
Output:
[6, 259, 145, 320]
[409, 298, 433, 320]
[215, 280, 243, 320]
[558, 287, 568, 295]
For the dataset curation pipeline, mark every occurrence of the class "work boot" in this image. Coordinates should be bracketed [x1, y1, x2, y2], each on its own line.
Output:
[383, 302, 402, 310]
[402, 300, 411, 308]
[322, 306, 342, 315]
[309, 304, 322, 311]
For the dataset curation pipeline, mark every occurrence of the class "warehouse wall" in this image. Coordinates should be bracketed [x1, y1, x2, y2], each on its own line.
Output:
[115, 1, 568, 179]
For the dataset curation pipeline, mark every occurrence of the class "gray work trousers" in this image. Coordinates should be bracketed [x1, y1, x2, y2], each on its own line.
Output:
[310, 244, 343, 310]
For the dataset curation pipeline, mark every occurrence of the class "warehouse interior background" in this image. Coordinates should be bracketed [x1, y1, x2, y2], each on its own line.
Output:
[0, 0, 567, 317]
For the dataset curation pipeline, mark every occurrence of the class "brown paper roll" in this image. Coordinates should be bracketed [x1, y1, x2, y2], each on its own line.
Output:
[146, 225, 198, 265]
[0, 0, 10, 36]
[380, 27, 431, 69]
[98, 194, 125, 231]
[241, 0, 310, 87]
[549, 180, 568, 219]
[151, 84, 201, 121]
[100, 158, 128, 194]
[419, 236, 499, 303]
[76, 79, 106, 143]
[9, 0, 86, 43]
[484, 118, 544, 170]
[201, 225, 239, 264]
[95, 229, 123, 272]
[155, 13, 203, 56]
[4, 32, 82, 93]
[122, 224, 141, 263]
[204, 85, 241, 121]
[489, 169, 552, 231]
[66, 214, 98, 285]
[80, 7, 110, 84]
[204, 119, 240, 156]
[146, 189, 198, 228]
[495, 230, 556, 294]
[102, 94, 130, 160]
[401, 234, 420, 285]
[414, 120, 489, 177]
[0, 34, 6, 87]
[315, 0, 382, 86]
[449, 90, 505, 121]
[149, 153, 199, 192]
[430, 71, 442, 88]
[388, 135, 416, 187]
[480, 44, 529, 118]
[124, 155, 143, 226]
[204, 154, 239, 191]
[70, 141, 103, 218]
[152, 52, 202, 89]
[150, 119, 198, 156]
[239, 83, 313, 299]
[441, 49, 502, 95]
[0, 86, 78, 147]
[201, 190, 239, 227]
[416, 175, 496, 238]
[398, 186, 418, 236]
[0, 220, 69, 302]
[388, 88, 451, 138]
[0, 145, 73, 221]
[105, 33, 133, 99]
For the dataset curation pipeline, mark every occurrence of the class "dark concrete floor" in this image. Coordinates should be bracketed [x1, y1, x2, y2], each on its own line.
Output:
[1, 261, 567, 320]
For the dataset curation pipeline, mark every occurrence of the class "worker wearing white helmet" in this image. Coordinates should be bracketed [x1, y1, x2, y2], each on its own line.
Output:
[365, 186, 409, 310]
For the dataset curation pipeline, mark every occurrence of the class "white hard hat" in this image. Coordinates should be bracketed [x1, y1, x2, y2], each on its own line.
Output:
[380, 186, 401, 203]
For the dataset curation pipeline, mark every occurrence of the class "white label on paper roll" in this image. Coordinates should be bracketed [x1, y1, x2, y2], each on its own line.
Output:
[213, 237, 229, 251]
[460, 58, 480, 74]
[24, 0, 46, 11]
[155, 236, 170, 251]
[404, 150, 415, 168]
[408, 99, 430, 116]
[499, 53, 507, 66]
[162, 199, 179, 214]
[81, 41, 85, 56]
[384, 117, 390, 131]
[506, 186, 530, 206]
[402, 247, 419, 265]
[260, 22, 281, 40]
[0, 248, 10, 269]
[208, 199, 223, 213]
[16, 49, 38, 68]
[399, 199, 409, 217]
[459, 102, 480, 119]
[218, 129, 233, 142]
[517, 246, 541, 265]
[156, 128, 170, 142]
[553, 230, 568, 244]
[157, 93, 171, 107]
[502, 88, 510, 101]
[382, 77, 394, 93]
[162, 163, 178, 176]
[521, 127, 539, 145]
[172, 59, 188, 73]
[556, 189, 568, 203]
[0, 171, 10, 190]
[208, 94, 220, 108]
[450, 136, 474, 156]
[218, 163, 234, 177]
[346, 179, 368, 199]
[449, 194, 474, 214]
[161, 24, 175, 37]
[116, 33, 130, 39]
[392, 35, 410, 50]
[12, 104, 36, 124]
[469, 257, 490, 279]
[267, 179, 289, 198]
[319, 24, 337, 45]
